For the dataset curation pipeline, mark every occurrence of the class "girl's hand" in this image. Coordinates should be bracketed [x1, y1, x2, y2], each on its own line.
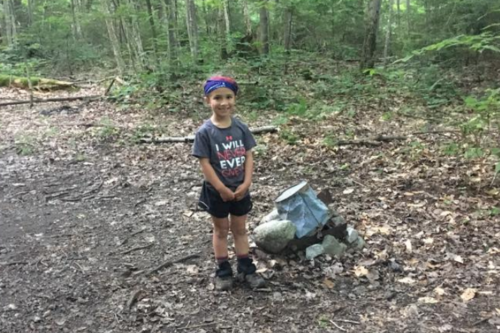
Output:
[219, 186, 235, 202]
[234, 184, 249, 201]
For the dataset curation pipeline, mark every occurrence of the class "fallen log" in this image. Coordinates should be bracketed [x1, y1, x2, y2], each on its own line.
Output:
[0, 74, 75, 90]
[0, 95, 102, 107]
[139, 125, 278, 143]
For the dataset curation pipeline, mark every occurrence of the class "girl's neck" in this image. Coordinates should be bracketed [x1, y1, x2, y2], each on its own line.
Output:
[211, 114, 232, 128]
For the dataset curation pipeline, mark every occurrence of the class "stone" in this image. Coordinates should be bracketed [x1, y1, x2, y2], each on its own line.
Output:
[353, 236, 365, 250]
[346, 226, 359, 244]
[322, 235, 347, 257]
[260, 208, 283, 224]
[253, 220, 296, 254]
[305, 244, 324, 260]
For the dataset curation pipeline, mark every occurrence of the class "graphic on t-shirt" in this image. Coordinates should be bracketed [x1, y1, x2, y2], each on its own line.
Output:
[215, 139, 246, 178]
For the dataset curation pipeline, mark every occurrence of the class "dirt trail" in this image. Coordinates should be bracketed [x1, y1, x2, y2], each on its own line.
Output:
[1, 87, 499, 333]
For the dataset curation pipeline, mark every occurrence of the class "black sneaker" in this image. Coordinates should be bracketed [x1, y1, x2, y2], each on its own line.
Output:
[215, 261, 233, 291]
[237, 258, 266, 289]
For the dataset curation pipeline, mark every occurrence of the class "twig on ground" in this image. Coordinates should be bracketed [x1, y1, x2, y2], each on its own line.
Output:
[146, 253, 200, 276]
[177, 322, 216, 330]
[0, 261, 29, 266]
[334, 319, 361, 325]
[121, 243, 154, 255]
[330, 320, 347, 331]
[126, 290, 143, 310]
[119, 228, 147, 246]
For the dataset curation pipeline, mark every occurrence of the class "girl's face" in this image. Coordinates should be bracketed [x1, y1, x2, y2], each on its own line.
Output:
[205, 87, 235, 118]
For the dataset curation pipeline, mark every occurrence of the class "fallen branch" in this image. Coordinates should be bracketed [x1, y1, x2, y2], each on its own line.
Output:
[121, 243, 154, 255]
[0, 95, 102, 107]
[139, 126, 278, 144]
[146, 253, 200, 276]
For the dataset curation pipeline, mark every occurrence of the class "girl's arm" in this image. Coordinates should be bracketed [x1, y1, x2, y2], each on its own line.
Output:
[199, 158, 235, 202]
[235, 150, 253, 201]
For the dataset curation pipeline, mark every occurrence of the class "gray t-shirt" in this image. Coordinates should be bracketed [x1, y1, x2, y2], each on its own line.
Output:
[192, 117, 257, 188]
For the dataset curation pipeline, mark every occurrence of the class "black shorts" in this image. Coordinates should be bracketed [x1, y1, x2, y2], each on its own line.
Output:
[198, 182, 253, 218]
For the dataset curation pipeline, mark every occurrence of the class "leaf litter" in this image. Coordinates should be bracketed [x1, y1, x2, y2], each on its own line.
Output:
[0, 83, 499, 333]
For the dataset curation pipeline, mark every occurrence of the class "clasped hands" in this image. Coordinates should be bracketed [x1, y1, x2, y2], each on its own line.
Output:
[219, 184, 249, 202]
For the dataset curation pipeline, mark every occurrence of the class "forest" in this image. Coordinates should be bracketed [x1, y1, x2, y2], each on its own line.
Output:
[1, 0, 499, 332]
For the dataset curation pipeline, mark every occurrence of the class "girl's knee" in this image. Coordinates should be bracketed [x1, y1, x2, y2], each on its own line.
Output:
[231, 224, 247, 238]
[213, 219, 230, 238]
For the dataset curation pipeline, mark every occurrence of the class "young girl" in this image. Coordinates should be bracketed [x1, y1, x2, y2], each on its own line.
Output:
[192, 76, 266, 291]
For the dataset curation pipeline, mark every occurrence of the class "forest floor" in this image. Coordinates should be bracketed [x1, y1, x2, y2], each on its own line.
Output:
[1, 66, 499, 333]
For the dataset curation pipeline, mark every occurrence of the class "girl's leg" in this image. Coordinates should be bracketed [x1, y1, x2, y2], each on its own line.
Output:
[212, 216, 230, 261]
[229, 214, 249, 256]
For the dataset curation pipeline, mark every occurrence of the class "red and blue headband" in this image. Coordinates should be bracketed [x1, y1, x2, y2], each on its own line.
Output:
[204, 76, 239, 96]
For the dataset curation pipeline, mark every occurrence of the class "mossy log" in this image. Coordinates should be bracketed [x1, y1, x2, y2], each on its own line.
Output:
[0, 74, 74, 90]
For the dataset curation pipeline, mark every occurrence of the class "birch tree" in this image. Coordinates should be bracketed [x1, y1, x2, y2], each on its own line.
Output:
[383, 0, 394, 65]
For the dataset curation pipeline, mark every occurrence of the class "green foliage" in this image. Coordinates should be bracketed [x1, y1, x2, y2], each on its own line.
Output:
[280, 129, 299, 145]
[14, 135, 36, 156]
[461, 89, 500, 143]
[95, 118, 120, 141]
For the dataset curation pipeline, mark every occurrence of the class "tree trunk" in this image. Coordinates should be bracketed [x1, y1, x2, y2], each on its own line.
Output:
[406, 0, 411, 32]
[163, 0, 178, 67]
[102, 0, 125, 75]
[27, 0, 34, 27]
[283, 6, 293, 53]
[145, 0, 160, 67]
[185, 0, 199, 60]
[223, 0, 231, 52]
[3, 0, 15, 45]
[259, 0, 269, 55]
[127, 0, 145, 68]
[383, 0, 393, 66]
[397, 0, 400, 26]
[360, 0, 382, 70]
[218, 6, 228, 59]
[243, 0, 252, 36]
[70, 0, 83, 40]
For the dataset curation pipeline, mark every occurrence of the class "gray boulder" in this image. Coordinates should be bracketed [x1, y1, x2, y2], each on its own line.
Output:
[253, 220, 296, 254]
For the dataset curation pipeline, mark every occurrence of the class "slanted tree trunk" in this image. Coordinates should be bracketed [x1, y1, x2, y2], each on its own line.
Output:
[259, 0, 269, 55]
[102, 0, 125, 75]
[243, 0, 252, 36]
[283, 6, 293, 53]
[383, 0, 393, 66]
[185, 0, 199, 60]
[360, 0, 382, 70]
